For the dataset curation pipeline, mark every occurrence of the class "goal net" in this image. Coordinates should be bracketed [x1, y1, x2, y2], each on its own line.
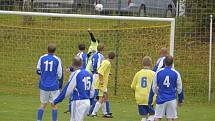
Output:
[0, 11, 174, 99]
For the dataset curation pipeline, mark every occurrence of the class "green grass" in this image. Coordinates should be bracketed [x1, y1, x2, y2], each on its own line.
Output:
[0, 94, 215, 121]
[0, 14, 215, 103]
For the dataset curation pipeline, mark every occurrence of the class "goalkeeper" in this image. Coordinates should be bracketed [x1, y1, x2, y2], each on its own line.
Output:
[86, 28, 99, 74]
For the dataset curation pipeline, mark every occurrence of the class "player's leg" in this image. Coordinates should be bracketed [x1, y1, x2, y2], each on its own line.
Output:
[50, 90, 60, 121]
[64, 98, 71, 114]
[37, 90, 49, 121]
[70, 101, 75, 121]
[104, 91, 111, 115]
[91, 90, 105, 116]
[154, 102, 166, 121]
[75, 99, 91, 121]
[147, 105, 155, 121]
[89, 89, 99, 115]
[102, 92, 113, 118]
[166, 100, 177, 121]
[138, 105, 148, 121]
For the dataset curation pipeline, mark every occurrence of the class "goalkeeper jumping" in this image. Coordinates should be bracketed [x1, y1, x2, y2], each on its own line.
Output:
[86, 28, 99, 74]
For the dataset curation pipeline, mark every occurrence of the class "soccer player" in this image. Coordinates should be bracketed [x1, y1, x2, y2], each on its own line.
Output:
[148, 47, 168, 110]
[89, 44, 106, 115]
[67, 44, 88, 73]
[152, 47, 168, 72]
[91, 52, 115, 118]
[131, 56, 155, 121]
[53, 56, 93, 121]
[152, 56, 184, 121]
[36, 43, 64, 121]
[65, 44, 88, 113]
[77, 44, 88, 69]
[87, 28, 99, 56]
[86, 28, 99, 74]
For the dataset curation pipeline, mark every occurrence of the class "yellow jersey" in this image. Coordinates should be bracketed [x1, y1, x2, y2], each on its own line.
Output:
[88, 41, 98, 53]
[131, 69, 155, 105]
[94, 59, 111, 91]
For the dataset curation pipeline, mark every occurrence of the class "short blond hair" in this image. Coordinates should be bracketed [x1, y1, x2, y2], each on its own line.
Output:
[143, 56, 152, 66]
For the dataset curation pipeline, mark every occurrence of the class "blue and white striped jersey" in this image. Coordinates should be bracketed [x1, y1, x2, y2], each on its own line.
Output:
[152, 67, 184, 104]
[53, 69, 93, 105]
[153, 56, 166, 72]
[36, 54, 63, 91]
[77, 52, 88, 69]
[91, 52, 104, 74]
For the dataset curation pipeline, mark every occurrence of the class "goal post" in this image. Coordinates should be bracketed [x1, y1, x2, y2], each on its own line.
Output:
[0, 10, 175, 97]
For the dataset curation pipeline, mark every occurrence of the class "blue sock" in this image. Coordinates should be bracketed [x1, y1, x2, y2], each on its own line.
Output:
[106, 101, 110, 114]
[37, 108, 44, 121]
[52, 109, 57, 121]
[89, 98, 97, 114]
[68, 99, 71, 113]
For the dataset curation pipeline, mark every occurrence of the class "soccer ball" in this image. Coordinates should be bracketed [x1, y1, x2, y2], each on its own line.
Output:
[95, 4, 103, 12]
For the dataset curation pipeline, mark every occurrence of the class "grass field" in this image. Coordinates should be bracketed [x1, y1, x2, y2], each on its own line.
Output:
[0, 94, 215, 121]
[0, 14, 215, 121]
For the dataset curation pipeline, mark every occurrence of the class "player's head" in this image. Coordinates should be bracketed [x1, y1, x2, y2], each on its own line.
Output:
[48, 43, 56, 54]
[97, 43, 105, 52]
[160, 47, 168, 56]
[143, 56, 152, 67]
[72, 56, 83, 69]
[78, 44, 85, 51]
[108, 51, 115, 60]
[165, 55, 173, 67]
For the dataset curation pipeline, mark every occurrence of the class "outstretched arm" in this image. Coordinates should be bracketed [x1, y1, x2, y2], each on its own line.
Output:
[88, 28, 97, 42]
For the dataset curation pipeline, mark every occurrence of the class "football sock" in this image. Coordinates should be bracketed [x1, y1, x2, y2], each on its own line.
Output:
[102, 102, 107, 115]
[92, 102, 101, 115]
[106, 101, 110, 114]
[52, 109, 57, 121]
[37, 108, 44, 121]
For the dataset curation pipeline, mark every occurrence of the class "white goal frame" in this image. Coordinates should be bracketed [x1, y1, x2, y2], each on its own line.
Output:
[0, 10, 175, 56]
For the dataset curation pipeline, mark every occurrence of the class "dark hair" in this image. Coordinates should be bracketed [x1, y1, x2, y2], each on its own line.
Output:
[108, 51, 115, 59]
[78, 44, 85, 51]
[97, 43, 104, 52]
[72, 56, 83, 68]
[165, 55, 173, 66]
[48, 43, 56, 53]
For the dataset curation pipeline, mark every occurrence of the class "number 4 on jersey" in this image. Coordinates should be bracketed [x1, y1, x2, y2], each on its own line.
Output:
[163, 76, 170, 87]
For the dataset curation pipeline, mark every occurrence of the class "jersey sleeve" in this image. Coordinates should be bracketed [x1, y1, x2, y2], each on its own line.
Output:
[176, 72, 184, 103]
[53, 72, 77, 105]
[57, 58, 63, 80]
[131, 73, 138, 90]
[152, 73, 158, 94]
[97, 61, 109, 76]
[36, 57, 42, 75]
[153, 58, 164, 72]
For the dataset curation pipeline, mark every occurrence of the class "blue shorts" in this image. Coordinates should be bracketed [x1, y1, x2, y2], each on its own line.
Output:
[138, 105, 155, 116]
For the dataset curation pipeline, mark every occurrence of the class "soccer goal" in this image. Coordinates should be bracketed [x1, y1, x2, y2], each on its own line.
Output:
[0, 10, 175, 98]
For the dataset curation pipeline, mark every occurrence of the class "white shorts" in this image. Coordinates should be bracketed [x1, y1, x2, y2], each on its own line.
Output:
[70, 99, 91, 121]
[155, 99, 177, 119]
[40, 89, 60, 104]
